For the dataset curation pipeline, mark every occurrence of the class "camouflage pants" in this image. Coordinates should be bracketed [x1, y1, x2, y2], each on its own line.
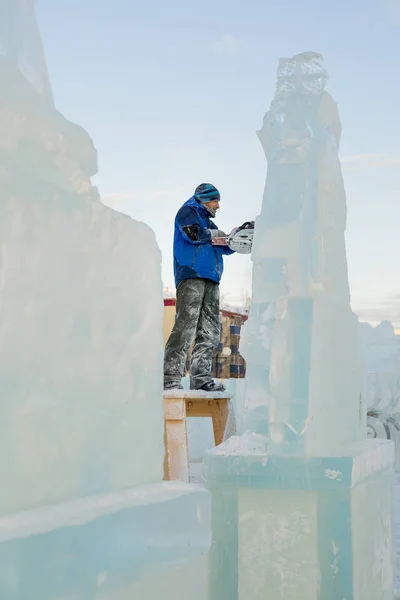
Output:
[164, 279, 220, 389]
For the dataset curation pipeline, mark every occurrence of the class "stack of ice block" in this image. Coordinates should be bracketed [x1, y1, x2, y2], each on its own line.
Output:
[0, 4, 210, 597]
[0, 194, 167, 511]
[204, 52, 395, 600]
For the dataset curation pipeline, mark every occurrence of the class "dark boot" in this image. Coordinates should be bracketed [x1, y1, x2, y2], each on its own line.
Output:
[196, 380, 226, 393]
[164, 381, 184, 391]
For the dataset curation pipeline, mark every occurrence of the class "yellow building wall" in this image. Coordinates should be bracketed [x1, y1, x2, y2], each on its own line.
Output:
[163, 304, 176, 346]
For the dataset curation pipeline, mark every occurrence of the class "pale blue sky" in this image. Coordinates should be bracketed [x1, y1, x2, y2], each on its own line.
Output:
[37, 0, 400, 325]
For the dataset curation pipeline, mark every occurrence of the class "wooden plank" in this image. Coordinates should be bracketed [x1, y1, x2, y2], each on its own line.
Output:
[163, 390, 233, 400]
[163, 425, 170, 480]
[164, 397, 186, 420]
[211, 399, 230, 446]
[163, 417, 189, 482]
[186, 399, 218, 418]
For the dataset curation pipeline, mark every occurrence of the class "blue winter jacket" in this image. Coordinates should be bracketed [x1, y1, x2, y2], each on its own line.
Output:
[173, 196, 235, 288]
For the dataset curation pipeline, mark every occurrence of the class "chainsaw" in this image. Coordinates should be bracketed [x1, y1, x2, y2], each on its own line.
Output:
[212, 221, 255, 254]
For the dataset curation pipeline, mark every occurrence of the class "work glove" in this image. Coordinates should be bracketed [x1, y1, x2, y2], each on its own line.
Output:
[209, 229, 227, 239]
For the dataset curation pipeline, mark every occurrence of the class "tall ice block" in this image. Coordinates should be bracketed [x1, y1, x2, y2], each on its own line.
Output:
[0, 36, 165, 515]
[205, 51, 395, 599]
[244, 295, 362, 455]
[0, 6, 212, 598]
[205, 437, 394, 600]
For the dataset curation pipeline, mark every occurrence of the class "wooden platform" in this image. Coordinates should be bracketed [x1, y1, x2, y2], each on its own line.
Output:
[163, 390, 234, 482]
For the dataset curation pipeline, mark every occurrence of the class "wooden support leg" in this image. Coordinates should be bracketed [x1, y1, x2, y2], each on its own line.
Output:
[163, 398, 189, 482]
[163, 425, 170, 481]
[211, 399, 230, 446]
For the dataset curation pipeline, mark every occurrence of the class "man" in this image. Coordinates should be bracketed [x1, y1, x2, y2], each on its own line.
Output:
[164, 183, 235, 392]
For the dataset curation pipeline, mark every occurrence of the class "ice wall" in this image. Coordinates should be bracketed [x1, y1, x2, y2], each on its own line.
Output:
[0, 192, 165, 514]
[0, 482, 210, 600]
[0, 54, 164, 514]
[0, 6, 212, 599]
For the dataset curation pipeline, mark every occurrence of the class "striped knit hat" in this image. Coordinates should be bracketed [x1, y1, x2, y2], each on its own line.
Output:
[194, 183, 220, 204]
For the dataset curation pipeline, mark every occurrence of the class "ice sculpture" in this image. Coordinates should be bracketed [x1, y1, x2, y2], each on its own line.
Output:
[0, 0, 53, 104]
[0, 2, 210, 598]
[205, 52, 395, 599]
[359, 321, 400, 593]
[0, 51, 165, 511]
[360, 321, 400, 468]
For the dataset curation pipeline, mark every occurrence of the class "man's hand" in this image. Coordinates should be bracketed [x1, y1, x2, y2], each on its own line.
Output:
[209, 229, 228, 246]
[209, 229, 227, 239]
[212, 238, 229, 246]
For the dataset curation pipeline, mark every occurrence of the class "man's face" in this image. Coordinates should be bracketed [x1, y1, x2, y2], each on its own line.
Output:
[204, 199, 220, 213]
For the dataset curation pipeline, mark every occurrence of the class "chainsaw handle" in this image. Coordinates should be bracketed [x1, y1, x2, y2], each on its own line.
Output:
[211, 237, 228, 246]
[237, 221, 255, 231]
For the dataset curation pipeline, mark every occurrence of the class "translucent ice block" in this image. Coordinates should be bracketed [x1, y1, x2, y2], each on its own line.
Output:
[359, 322, 400, 465]
[205, 52, 395, 600]
[359, 321, 400, 414]
[0, 482, 210, 600]
[0, 0, 53, 103]
[205, 436, 395, 600]
[0, 196, 165, 513]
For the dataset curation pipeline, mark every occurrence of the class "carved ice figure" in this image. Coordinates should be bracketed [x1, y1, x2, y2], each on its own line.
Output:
[241, 52, 360, 454]
[205, 53, 395, 600]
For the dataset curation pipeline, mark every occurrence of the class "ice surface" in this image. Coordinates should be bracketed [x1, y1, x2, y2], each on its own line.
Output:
[205, 434, 395, 599]
[395, 473, 400, 592]
[0, 5, 212, 599]
[0, 7, 165, 514]
[0, 192, 165, 513]
[359, 321, 400, 592]
[0, 482, 210, 599]
[205, 52, 395, 599]
[0, 0, 53, 103]
[236, 467, 394, 600]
